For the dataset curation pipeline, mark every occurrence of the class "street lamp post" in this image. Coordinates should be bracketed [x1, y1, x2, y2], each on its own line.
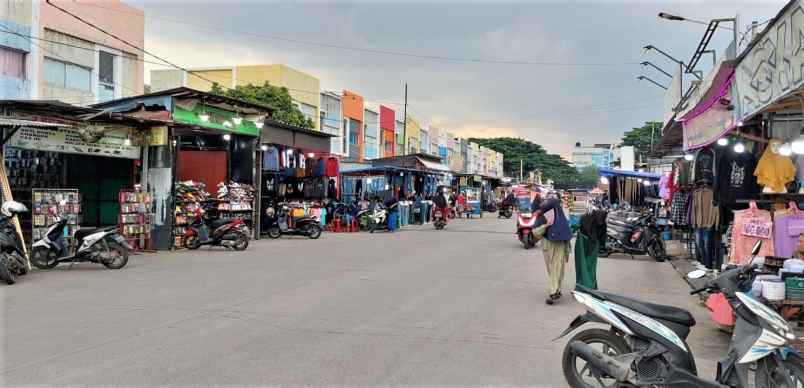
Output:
[637, 75, 668, 90]
[640, 61, 673, 78]
[658, 12, 738, 57]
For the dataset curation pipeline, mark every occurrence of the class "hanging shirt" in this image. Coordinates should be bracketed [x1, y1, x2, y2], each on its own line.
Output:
[693, 147, 716, 183]
[659, 175, 670, 200]
[262, 146, 280, 171]
[774, 215, 804, 258]
[754, 145, 795, 193]
[717, 150, 758, 205]
[691, 187, 719, 228]
[730, 204, 775, 264]
[325, 157, 339, 177]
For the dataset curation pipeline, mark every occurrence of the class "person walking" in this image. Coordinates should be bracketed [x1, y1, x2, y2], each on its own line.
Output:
[534, 194, 572, 305]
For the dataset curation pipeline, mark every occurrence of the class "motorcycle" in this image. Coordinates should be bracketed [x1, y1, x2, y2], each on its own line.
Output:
[516, 211, 540, 249]
[602, 209, 666, 261]
[0, 201, 29, 284]
[370, 203, 397, 233]
[558, 241, 804, 388]
[31, 216, 131, 270]
[265, 205, 322, 239]
[433, 207, 447, 230]
[498, 204, 513, 219]
[182, 207, 249, 251]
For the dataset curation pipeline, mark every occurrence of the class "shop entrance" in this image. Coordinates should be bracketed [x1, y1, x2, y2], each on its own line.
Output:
[65, 154, 134, 227]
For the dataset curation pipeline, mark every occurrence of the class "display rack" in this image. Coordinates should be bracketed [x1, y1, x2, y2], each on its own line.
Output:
[119, 189, 152, 251]
[173, 181, 211, 249]
[5, 148, 65, 244]
[215, 182, 255, 224]
[31, 189, 81, 245]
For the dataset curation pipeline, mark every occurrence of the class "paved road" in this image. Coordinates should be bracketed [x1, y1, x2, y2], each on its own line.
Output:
[2, 215, 728, 386]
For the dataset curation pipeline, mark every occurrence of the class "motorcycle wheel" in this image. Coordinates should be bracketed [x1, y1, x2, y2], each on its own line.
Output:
[562, 328, 630, 388]
[184, 235, 202, 250]
[233, 233, 249, 251]
[306, 224, 322, 239]
[755, 354, 804, 387]
[32, 246, 59, 269]
[101, 242, 129, 269]
[648, 240, 667, 262]
[523, 233, 534, 250]
[267, 226, 282, 239]
[0, 253, 15, 285]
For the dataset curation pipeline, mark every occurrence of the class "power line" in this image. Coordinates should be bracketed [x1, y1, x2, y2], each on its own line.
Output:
[76, 1, 641, 68]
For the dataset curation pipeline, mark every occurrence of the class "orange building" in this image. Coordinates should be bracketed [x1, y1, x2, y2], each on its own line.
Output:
[342, 90, 364, 160]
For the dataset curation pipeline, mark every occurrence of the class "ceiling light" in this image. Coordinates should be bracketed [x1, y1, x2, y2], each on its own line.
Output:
[233, 116, 243, 125]
[637, 178, 643, 183]
[684, 154, 694, 161]
[737, 120, 744, 127]
[255, 121, 264, 129]
[222, 133, 231, 141]
[307, 152, 315, 158]
[123, 138, 132, 146]
[717, 137, 728, 146]
[260, 145, 268, 151]
[733, 141, 745, 153]
[199, 112, 210, 122]
[643, 180, 651, 186]
[780, 143, 793, 156]
[600, 176, 609, 184]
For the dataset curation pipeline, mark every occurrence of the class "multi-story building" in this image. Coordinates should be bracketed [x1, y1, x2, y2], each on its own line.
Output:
[428, 125, 439, 157]
[363, 106, 379, 159]
[320, 91, 344, 155]
[342, 90, 364, 160]
[395, 119, 404, 156]
[419, 125, 429, 154]
[379, 105, 395, 158]
[405, 114, 420, 154]
[151, 64, 321, 129]
[571, 142, 613, 170]
[0, 0, 145, 103]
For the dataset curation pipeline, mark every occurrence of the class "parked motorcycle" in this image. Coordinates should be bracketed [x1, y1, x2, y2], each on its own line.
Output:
[265, 205, 322, 239]
[516, 211, 540, 249]
[433, 207, 447, 230]
[0, 201, 29, 284]
[602, 209, 666, 261]
[498, 205, 513, 219]
[370, 203, 397, 233]
[182, 206, 249, 251]
[31, 213, 131, 270]
[558, 241, 804, 387]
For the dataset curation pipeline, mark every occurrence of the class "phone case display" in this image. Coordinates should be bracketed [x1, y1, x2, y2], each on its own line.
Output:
[31, 189, 81, 243]
[215, 182, 255, 221]
[5, 148, 66, 243]
[173, 181, 210, 248]
[119, 190, 152, 251]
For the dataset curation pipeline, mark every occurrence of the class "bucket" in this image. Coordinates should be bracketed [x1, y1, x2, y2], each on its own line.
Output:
[762, 278, 786, 301]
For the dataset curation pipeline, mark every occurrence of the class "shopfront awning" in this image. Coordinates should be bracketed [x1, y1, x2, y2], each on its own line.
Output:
[599, 168, 661, 181]
[416, 157, 452, 173]
[678, 59, 737, 151]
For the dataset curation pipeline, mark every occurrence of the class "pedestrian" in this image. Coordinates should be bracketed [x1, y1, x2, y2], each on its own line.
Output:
[534, 194, 572, 305]
[456, 191, 466, 218]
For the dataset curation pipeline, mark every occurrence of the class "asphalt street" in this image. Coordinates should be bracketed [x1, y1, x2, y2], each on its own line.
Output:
[2, 215, 729, 387]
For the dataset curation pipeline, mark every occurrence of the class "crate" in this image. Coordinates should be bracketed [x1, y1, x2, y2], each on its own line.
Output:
[786, 277, 804, 300]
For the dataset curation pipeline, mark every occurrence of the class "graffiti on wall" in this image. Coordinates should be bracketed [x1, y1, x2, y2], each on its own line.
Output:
[735, 1, 804, 120]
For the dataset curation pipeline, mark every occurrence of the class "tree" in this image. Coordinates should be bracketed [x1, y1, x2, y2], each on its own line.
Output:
[621, 121, 662, 163]
[467, 137, 581, 187]
[210, 82, 314, 129]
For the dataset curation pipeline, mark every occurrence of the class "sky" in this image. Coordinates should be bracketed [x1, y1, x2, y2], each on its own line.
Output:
[125, 0, 786, 159]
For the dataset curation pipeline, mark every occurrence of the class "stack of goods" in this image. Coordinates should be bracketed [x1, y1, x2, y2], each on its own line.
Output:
[119, 190, 152, 251]
[173, 181, 210, 248]
[216, 182, 255, 212]
[31, 189, 81, 243]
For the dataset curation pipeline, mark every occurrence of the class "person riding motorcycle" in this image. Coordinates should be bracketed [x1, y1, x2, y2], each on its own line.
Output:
[433, 190, 450, 225]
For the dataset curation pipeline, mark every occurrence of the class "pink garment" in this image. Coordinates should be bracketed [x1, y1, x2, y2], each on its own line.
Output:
[659, 175, 670, 200]
[706, 293, 734, 326]
[730, 202, 774, 264]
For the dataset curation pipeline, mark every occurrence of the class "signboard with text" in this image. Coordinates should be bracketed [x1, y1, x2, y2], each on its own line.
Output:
[683, 88, 736, 150]
[7, 126, 141, 159]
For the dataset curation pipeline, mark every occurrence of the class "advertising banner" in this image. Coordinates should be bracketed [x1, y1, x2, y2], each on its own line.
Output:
[683, 87, 736, 150]
[7, 126, 140, 159]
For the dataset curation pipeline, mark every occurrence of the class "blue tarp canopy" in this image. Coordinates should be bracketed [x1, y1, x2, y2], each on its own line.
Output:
[340, 166, 428, 175]
[598, 168, 661, 181]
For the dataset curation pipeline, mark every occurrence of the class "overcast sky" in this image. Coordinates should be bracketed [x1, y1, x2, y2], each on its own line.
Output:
[129, 0, 785, 159]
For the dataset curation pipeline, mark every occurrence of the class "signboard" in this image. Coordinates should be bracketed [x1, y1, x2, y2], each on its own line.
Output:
[173, 103, 261, 137]
[148, 126, 168, 146]
[683, 88, 736, 150]
[734, 0, 804, 121]
[663, 66, 684, 125]
[7, 126, 140, 159]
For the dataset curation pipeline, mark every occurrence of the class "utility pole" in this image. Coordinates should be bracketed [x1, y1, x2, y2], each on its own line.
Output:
[520, 159, 523, 182]
[403, 83, 408, 154]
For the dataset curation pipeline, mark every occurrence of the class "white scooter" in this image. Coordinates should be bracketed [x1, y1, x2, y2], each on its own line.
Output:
[31, 210, 130, 270]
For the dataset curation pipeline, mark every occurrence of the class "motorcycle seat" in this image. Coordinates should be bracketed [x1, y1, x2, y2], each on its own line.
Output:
[584, 287, 696, 327]
[208, 219, 230, 229]
[73, 228, 98, 242]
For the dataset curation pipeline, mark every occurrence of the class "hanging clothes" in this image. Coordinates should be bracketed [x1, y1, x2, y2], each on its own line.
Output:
[730, 201, 775, 264]
[659, 174, 670, 200]
[754, 140, 796, 193]
[717, 150, 758, 205]
[262, 146, 280, 171]
[692, 147, 716, 183]
[774, 202, 804, 258]
[325, 157, 339, 177]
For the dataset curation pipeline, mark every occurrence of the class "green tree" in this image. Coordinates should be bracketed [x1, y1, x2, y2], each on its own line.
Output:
[467, 137, 581, 188]
[621, 121, 662, 163]
[210, 82, 314, 129]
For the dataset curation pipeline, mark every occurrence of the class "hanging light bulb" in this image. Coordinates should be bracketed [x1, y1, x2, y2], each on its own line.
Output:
[600, 176, 609, 184]
[260, 144, 268, 151]
[643, 180, 651, 186]
[792, 131, 804, 154]
[717, 137, 729, 146]
[308, 152, 315, 158]
[199, 112, 210, 122]
[123, 137, 132, 146]
[637, 178, 643, 183]
[684, 154, 694, 161]
[780, 143, 793, 156]
[255, 121, 264, 129]
[222, 133, 231, 141]
[233, 116, 243, 125]
[733, 141, 745, 153]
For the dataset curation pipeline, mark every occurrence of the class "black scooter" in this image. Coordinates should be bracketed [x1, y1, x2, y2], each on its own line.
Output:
[601, 210, 666, 261]
[498, 204, 513, 219]
[0, 201, 29, 285]
[265, 206, 322, 239]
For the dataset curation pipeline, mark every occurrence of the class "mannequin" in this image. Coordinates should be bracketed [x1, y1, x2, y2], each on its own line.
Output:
[755, 138, 796, 193]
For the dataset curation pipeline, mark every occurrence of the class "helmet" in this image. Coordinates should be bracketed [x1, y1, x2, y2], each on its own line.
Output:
[1, 201, 28, 217]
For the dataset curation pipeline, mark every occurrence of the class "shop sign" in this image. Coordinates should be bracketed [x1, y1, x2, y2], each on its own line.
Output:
[682, 88, 736, 150]
[741, 219, 773, 239]
[148, 126, 168, 146]
[173, 103, 261, 137]
[663, 67, 684, 125]
[734, 0, 804, 121]
[7, 126, 140, 159]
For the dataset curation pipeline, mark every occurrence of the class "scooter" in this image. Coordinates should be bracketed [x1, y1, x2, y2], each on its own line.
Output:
[183, 207, 249, 251]
[0, 201, 29, 284]
[602, 209, 666, 261]
[498, 204, 513, 219]
[558, 241, 804, 388]
[31, 212, 131, 270]
[433, 207, 447, 230]
[265, 205, 322, 239]
[370, 203, 398, 233]
[516, 211, 540, 249]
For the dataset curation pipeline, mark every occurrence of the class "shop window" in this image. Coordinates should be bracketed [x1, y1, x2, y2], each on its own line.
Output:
[98, 51, 115, 102]
[44, 57, 90, 91]
[0, 46, 25, 79]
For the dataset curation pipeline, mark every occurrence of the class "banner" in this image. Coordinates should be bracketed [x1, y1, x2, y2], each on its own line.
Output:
[734, 0, 804, 121]
[683, 88, 736, 150]
[7, 126, 140, 159]
[663, 66, 684, 125]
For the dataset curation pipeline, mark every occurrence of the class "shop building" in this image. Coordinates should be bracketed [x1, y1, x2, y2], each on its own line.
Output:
[320, 91, 345, 156]
[363, 106, 379, 160]
[379, 105, 395, 158]
[151, 64, 321, 129]
[404, 114, 420, 154]
[342, 90, 364, 160]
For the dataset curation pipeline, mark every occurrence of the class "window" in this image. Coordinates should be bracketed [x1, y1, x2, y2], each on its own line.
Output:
[44, 58, 90, 91]
[98, 51, 115, 102]
[0, 46, 25, 79]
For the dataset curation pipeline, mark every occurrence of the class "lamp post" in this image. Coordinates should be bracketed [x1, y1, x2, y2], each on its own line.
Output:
[637, 75, 668, 90]
[643, 44, 701, 80]
[640, 61, 673, 78]
[658, 12, 738, 57]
